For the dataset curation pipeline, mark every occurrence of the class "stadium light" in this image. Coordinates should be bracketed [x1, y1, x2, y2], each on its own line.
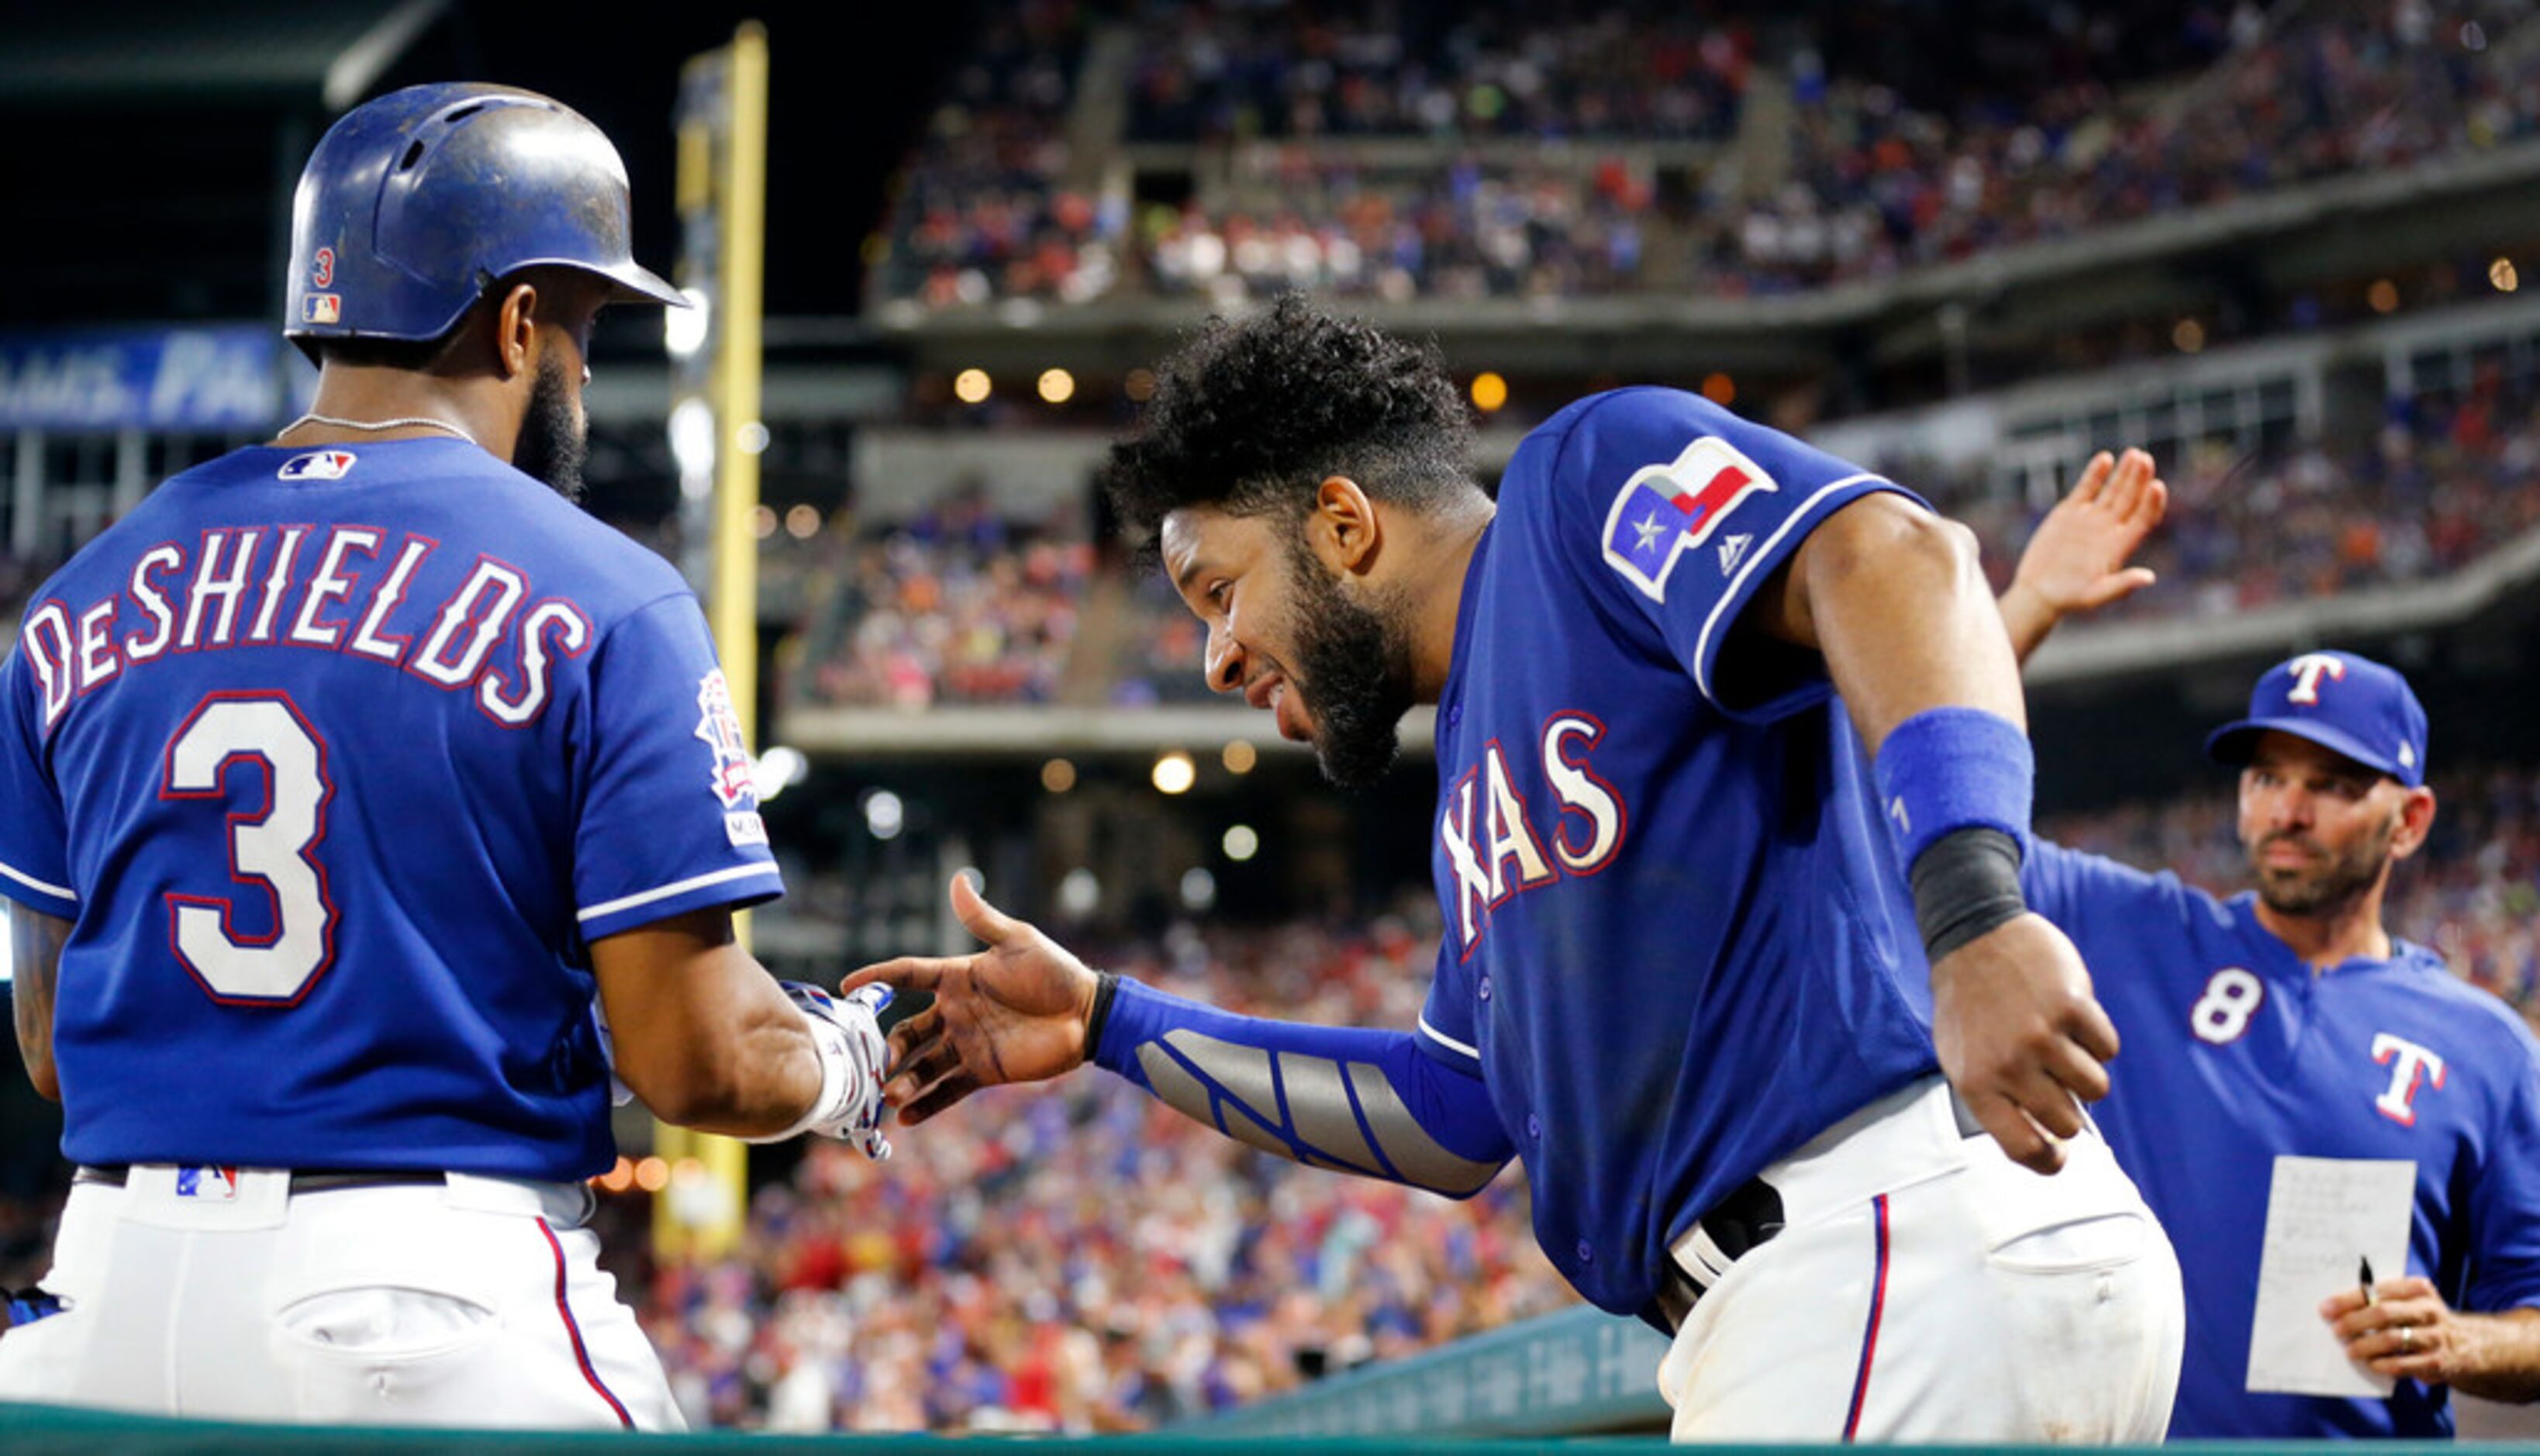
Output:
[2493, 257, 2519, 293]
[664, 288, 711, 357]
[750, 504, 776, 540]
[1037, 367, 1076, 404]
[1041, 757, 1077, 793]
[1701, 373, 1735, 406]
[1221, 740, 1257, 775]
[1470, 371, 1508, 412]
[2368, 279, 2400, 314]
[954, 367, 992, 404]
[1223, 824, 1260, 861]
[634, 1157, 671, 1192]
[2172, 319, 2206, 354]
[1152, 750, 1196, 795]
[1124, 367, 1157, 402]
[864, 788, 905, 840]
[737, 421, 771, 455]
[1058, 868, 1100, 917]
[1180, 868, 1217, 912]
[784, 504, 820, 539]
[668, 397, 716, 493]
[753, 744, 808, 802]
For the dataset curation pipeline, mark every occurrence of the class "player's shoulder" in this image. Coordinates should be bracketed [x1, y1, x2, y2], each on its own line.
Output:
[1518, 385, 1837, 479]
[2388, 944, 2540, 1062]
[364, 443, 696, 619]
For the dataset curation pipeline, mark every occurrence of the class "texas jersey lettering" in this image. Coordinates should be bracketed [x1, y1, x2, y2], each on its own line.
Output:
[1419, 386, 1939, 1317]
[0, 438, 782, 1179]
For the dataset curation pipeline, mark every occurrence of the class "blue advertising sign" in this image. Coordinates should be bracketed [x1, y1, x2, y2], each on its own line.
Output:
[0, 326, 283, 430]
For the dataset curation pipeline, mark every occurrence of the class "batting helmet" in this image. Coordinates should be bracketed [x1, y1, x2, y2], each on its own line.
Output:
[285, 82, 683, 359]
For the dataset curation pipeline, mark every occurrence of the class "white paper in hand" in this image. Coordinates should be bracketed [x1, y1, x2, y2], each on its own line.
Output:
[2245, 1155, 2416, 1398]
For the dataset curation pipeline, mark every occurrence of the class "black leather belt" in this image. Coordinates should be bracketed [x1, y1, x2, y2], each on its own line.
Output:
[1649, 1089, 1993, 1333]
[75, 1165, 447, 1195]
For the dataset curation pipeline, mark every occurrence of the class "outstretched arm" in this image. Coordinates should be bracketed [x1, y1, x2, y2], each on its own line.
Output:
[845, 877, 1513, 1197]
[1998, 448, 2168, 663]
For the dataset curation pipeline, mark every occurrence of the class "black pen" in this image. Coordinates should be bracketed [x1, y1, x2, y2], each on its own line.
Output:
[2360, 1255, 2377, 1307]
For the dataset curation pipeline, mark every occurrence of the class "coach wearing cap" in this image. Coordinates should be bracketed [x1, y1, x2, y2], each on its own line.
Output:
[1997, 460, 2540, 1436]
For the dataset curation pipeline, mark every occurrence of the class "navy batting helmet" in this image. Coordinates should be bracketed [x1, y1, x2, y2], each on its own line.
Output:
[285, 82, 683, 359]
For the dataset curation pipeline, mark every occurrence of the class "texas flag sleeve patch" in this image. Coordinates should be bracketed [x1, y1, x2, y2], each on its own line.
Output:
[1600, 435, 1780, 602]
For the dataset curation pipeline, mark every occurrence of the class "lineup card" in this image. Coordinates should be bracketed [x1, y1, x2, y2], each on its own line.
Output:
[2245, 1156, 2417, 1398]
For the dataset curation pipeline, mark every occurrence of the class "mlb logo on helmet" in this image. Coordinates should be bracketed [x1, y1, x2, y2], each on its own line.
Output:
[175, 1166, 241, 1202]
[302, 293, 342, 324]
[278, 450, 357, 481]
[1600, 436, 1779, 602]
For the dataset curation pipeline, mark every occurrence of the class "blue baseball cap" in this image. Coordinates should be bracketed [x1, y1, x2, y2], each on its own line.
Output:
[2205, 650, 2428, 788]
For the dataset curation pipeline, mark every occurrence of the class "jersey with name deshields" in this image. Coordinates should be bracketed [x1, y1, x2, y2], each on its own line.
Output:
[0, 438, 783, 1179]
[1418, 387, 1939, 1316]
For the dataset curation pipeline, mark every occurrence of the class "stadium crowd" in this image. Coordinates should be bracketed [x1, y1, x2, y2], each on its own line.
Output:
[785, 497, 1092, 710]
[874, 0, 2540, 309]
[1125, 0, 1749, 142]
[630, 912, 1571, 1432]
[1930, 385, 2540, 622]
[1726, 0, 2540, 291]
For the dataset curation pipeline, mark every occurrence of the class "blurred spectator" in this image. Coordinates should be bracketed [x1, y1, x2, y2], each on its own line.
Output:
[789, 493, 1092, 709]
[630, 908, 1574, 1432]
[1724, 2, 2540, 291]
[1127, 0, 1749, 143]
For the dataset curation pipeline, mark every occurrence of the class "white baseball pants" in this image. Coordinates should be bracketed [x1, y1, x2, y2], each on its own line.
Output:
[1658, 1077, 2184, 1442]
[0, 1165, 681, 1430]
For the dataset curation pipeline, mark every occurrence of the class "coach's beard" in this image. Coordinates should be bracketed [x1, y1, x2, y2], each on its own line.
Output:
[1285, 544, 1417, 791]
[514, 354, 588, 502]
[2247, 818, 2395, 919]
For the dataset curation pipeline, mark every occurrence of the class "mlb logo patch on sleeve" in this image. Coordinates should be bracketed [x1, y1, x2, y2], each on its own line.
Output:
[694, 670, 766, 847]
[1600, 436, 1779, 602]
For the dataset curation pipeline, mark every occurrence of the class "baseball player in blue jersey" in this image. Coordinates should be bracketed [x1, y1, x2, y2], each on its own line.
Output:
[2002, 458, 2540, 1437]
[0, 84, 890, 1427]
[846, 295, 2183, 1440]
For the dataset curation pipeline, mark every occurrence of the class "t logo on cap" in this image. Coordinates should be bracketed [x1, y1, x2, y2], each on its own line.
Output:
[2285, 653, 2346, 705]
[2204, 650, 2430, 789]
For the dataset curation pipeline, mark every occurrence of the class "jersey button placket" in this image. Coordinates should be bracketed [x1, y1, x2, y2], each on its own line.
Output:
[1575, 1240, 1593, 1265]
[1524, 1113, 1541, 1142]
[1478, 975, 1493, 1002]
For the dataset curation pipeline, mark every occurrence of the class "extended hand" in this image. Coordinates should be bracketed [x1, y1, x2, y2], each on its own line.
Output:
[839, 875, 1102, 1124]
[1930, 913, 2119, 1174]
[2011, 448, 2168, 619]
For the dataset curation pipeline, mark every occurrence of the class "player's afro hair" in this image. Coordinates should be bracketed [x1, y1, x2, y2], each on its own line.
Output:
[1102, 293, 1476, 539]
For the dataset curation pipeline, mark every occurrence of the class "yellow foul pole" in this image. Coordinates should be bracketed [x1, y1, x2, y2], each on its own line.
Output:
[655, 20, 768, 1265]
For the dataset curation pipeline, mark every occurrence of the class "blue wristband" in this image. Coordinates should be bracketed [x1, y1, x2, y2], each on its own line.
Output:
[1872, 706, 2034, 869]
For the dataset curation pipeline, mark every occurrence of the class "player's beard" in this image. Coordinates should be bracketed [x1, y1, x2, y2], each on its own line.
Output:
[1283, 540, 1417, 790]
[513, 355, 588, 502]
[2246, 813, 2397, 919]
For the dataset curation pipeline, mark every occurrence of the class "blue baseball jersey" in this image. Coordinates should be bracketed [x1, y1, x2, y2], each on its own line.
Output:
[1417, 387, 1941, 1316]
[0, 438, 782, 1180]
[2026, 843, 2540, 1437]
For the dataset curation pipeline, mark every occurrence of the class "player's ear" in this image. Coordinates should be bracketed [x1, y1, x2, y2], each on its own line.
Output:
[2389, 785, 2436, 861]
[1308, 475, 1380, 575]
[489, 281, 542, 383]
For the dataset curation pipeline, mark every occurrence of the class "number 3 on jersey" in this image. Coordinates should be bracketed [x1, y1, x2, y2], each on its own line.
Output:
[161, 693, 338, 1004]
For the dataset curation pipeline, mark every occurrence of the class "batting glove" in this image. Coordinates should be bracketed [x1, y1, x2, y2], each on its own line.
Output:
[754, 982, 894, 1158]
